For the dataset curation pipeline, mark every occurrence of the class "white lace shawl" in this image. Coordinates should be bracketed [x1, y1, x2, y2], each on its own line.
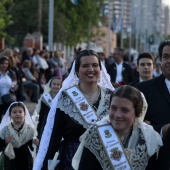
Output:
[0, 123, 34, 148]
[33, 61, 115, 170]
[57, 86, 112, 129]
[72, 119, 163, 170]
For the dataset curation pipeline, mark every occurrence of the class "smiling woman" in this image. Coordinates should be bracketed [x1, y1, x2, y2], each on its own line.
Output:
[33, 49, 114, 170]
[72, 85, 162, 170]
[0, 56, 18, 121]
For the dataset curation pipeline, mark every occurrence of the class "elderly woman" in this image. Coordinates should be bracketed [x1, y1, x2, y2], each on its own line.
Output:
[72, 85, 162, 170]
[33, 49, 114, 170]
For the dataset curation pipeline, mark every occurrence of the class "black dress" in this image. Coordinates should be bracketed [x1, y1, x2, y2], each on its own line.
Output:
[0, 125, 34, 170]
[41, 87, 112, 170]
[37, 99, 51, 140]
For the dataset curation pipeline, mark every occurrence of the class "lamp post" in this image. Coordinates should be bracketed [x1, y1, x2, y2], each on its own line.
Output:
[120, 0, 124, 48]
[48, 0, 54, 51]
[107, 0, 112, 56]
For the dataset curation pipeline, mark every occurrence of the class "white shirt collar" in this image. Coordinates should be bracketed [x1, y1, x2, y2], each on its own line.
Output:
[115, 61, 123, 66]
[165, 78, 170, 93]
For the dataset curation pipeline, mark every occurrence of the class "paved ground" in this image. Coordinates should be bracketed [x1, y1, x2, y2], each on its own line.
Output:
[24, 101, 37, 116]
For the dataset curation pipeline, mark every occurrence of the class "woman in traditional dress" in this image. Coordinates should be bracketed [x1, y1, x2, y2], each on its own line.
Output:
[33, 49, 114, 170]
[0, 102, 39, 170]
[72, 85, 162, 170]
[34, 76, 62, 140]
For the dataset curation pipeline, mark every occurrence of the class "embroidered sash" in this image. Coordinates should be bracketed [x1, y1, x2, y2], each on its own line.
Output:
[65, 86, 98, 126]
[97, 122, 132, 170]
[43, 92, 53, 107]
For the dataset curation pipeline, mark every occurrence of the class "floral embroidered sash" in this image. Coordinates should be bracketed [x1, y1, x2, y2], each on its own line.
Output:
[97, 122, 132, 170]
[65, 85, 99, 126]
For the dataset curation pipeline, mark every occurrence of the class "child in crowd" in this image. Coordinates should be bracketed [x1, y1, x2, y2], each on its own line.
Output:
[0, 102, 39, 170]
[34, 76, 62, 141]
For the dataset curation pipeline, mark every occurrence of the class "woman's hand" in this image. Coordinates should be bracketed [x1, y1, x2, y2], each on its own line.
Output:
[11, 85, 18, 91]
[162, 123, 170, 139]
[5, 136, 13, 144]
[144, 120, 151, 125]
[33, 138, 39, 146]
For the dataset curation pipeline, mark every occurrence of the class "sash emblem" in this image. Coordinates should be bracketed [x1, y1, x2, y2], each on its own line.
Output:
[72, 91, 78, 96]
[104, 130, 112, 138]
[48, 99, 52, 103]
[79, 102, 88, 111]
[110, 147, 122, 161]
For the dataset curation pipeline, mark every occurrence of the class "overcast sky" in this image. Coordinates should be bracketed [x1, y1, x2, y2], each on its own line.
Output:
[163, 0, 170, 7]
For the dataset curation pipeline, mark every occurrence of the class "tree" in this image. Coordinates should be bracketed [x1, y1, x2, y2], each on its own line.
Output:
[0, 0, 13, 40]
[6, 0, 104, 47]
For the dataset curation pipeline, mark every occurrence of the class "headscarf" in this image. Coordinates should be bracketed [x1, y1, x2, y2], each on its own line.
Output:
[0, 101, 34, 131]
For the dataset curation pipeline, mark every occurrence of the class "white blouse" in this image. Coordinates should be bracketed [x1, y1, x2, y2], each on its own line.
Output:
[0, 71, 13, 104]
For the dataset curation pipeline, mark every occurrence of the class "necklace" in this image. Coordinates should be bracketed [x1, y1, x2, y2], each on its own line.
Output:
[50, 91, 57, 99]
[78, 84, 99, 104]
[11, 122, 24, 132]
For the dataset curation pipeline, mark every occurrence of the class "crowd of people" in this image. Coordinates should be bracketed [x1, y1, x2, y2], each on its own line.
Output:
[0, 40, 170, 170]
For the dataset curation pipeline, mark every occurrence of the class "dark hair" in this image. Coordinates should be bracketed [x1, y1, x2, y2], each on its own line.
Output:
[158, 40, 170, 60]
[113, 48, 124, 56]
[137, 52, 154, 65]
[22, 60, 31, 67]
[9, 102, 25, 116]
[109, 85, 143, 117]
[49, 76, 62, 87]
[75, 49, 101, 72]
[0, 56, 9, 64]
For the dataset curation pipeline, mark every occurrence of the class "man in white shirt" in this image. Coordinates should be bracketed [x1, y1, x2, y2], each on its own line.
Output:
[107, 47, 134, 88]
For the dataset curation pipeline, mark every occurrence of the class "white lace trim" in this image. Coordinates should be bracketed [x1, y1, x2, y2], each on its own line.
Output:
[58, 86, 111, 129]
[0, 123, 34, 148]
[72, 119, 162, 170]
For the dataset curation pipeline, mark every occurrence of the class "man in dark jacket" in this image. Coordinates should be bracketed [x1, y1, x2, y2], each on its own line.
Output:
[107, 47, 134, 88]
[129, 52, 155, 87]
[136, 40, 170, 170]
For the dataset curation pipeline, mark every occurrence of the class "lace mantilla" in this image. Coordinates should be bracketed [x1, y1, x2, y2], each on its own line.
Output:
[81, 123, 154, 170]
[0, 123, 34, 148]
[58, 86, 112, 129]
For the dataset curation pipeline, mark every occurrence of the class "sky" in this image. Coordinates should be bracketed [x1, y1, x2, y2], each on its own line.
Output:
[163, 0, 170, 7]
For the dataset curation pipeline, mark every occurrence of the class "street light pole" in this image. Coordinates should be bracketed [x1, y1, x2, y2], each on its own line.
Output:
[38, 0, 43, 32]
[120, 0, 124, 48]
[48, 0, 54, 51]
[107, 0, 112, 56]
